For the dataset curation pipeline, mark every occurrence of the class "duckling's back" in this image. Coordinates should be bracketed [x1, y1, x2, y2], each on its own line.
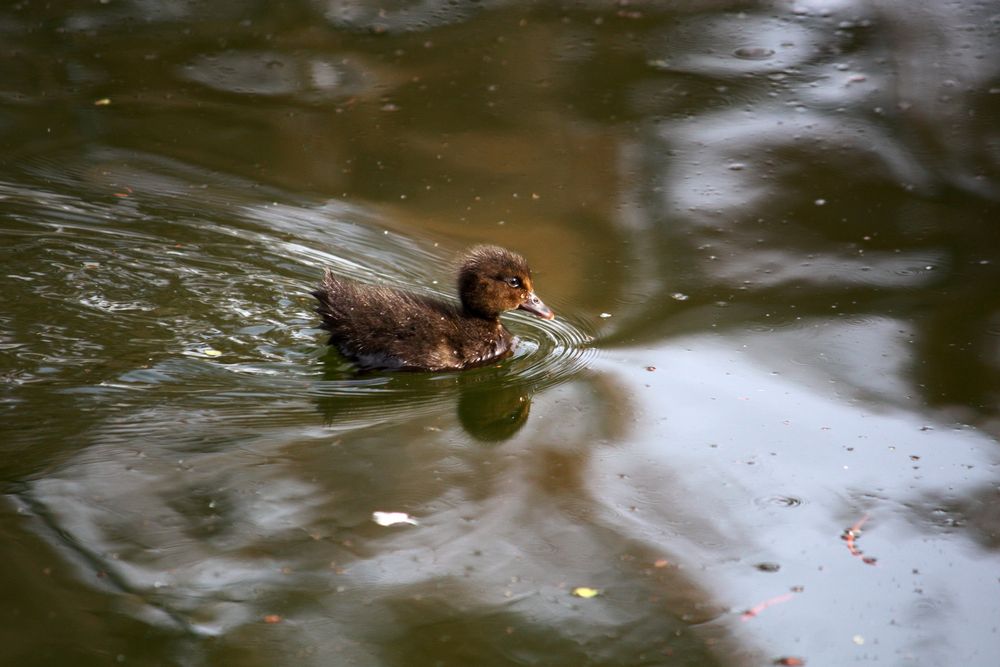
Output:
[312, 269, 514, 371]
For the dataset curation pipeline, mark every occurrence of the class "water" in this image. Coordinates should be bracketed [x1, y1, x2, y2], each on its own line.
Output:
[2, 2, 1000, 665]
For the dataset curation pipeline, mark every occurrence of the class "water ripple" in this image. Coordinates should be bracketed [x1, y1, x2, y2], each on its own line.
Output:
[754, 495, 805, 509]
[2, 156, 595, 440]
[304, 309, 597, 428]
[504, 311, 597, 389]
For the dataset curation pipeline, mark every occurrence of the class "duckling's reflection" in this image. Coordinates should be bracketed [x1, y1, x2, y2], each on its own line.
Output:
[451, 360, 537, 441]
[456, 383, 530, 442]
[314, 353, 534, 443]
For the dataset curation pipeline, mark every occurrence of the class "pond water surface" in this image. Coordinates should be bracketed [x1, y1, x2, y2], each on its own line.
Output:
[2, 1, 1000, 666]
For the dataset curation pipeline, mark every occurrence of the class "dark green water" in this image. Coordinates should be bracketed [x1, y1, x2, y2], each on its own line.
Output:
[2, 1, 999, 665]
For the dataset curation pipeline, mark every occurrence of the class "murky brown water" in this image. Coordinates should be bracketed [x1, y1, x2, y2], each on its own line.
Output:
[2, 1, 999, 665]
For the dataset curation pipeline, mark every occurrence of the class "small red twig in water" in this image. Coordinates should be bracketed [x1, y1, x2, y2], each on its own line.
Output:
[841, 514, 877, 565]
[741, 592, 794, 621]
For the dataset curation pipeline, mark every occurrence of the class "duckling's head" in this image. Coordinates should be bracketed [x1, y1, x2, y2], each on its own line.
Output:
[457, 245, 554, 321]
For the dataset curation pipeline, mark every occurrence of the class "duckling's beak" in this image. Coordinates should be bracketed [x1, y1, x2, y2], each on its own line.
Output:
[518, 292, 555, 320]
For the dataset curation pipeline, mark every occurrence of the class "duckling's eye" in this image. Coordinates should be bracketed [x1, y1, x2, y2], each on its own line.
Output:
[505, 277, 523, 288]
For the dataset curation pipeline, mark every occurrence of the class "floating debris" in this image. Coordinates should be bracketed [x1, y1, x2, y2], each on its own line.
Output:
[741, 592, 794, 621]
[841, 514, 877, 565]
[571, 587, 600, 599]
[734, 46, 775, 60]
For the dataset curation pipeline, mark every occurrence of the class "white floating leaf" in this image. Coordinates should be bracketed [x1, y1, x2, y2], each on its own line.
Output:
[372, 511, 418, 526]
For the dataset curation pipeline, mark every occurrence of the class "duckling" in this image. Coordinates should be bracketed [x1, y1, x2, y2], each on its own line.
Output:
[313, 245, 554, 371]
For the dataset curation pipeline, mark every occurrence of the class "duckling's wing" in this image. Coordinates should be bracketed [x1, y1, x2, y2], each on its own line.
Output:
[312, 271, 464, 370]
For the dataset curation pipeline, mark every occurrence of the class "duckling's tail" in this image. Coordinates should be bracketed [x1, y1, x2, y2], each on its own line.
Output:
[311, 268, 342, 332]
